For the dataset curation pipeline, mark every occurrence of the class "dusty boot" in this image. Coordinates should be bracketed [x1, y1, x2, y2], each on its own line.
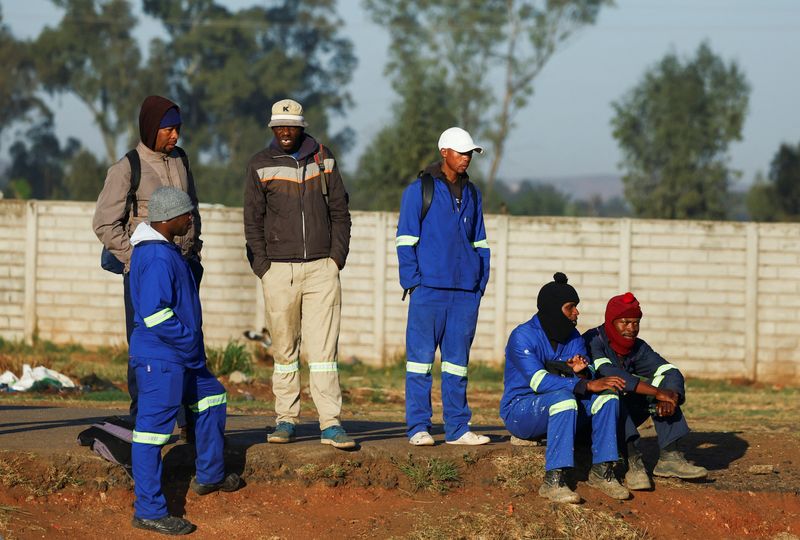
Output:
[625, 442, 652, 490]
[538, 468, 580, 504]
[586, 462, 630, 500]
[653, 442, 708, 479]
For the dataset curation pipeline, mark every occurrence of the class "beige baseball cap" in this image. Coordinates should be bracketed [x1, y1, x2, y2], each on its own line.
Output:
[268, 99, 308, 128]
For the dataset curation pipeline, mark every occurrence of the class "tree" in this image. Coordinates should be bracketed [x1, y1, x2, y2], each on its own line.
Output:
[0, 6, 46, 145]
[143, 0, 356, 206]
[3, 120, 80, 200]
[746, 142, 800, 221]
[32, 0, 151, 164]
[62, 149, 108, 201]
[505, 180, 569, 216]
[363, 0, 611, 202]
[348, 72, 457, 211]
[611, 42, 750, 220]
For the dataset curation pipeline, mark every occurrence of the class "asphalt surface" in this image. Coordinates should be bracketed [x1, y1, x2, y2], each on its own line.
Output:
[0, 404, 512, 458]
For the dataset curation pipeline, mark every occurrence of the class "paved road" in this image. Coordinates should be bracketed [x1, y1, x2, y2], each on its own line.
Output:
[0, 404, 512, 458]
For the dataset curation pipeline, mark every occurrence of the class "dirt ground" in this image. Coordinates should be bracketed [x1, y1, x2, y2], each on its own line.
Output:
[0, 353, 798, 539]
[0, 404, 798, 539]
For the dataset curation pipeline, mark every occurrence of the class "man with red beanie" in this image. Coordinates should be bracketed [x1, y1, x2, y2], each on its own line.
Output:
[94, 95, 202, 429]
[583, 292, 708, 490]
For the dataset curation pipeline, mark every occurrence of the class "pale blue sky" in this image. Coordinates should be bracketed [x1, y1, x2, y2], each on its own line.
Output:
[3, 0, 799, 187]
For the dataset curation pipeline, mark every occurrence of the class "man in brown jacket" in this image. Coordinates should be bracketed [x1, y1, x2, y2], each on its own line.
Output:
[93, 95, 202, 424]
[243, 98, 354, 449]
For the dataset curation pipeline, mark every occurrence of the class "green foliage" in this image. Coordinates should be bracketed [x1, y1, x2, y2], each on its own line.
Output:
[206, 341, 253, 376]
[746, 142, 800, 222]
[362, 0, 611, 200]
[611, 42, 750, 220]
[392, 454, 461, 493]
[4, 121, 80, 200]
[0, 7, 45, 141]
[33, 0, 150, 164]
[503, 180, 569, 216]
[144, 0, 356, 206]
[348, 74, 457, 211]
[62, 149, 109, 201]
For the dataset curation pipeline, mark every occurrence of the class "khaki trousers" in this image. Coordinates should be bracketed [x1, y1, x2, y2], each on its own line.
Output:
[261, 258, 342, 430]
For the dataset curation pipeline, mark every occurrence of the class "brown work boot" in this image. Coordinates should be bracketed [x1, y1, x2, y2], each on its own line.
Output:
[538, 469, 580, 504]
[586, 462, 630, 500]
[653, 443, 708, 479]
[625, 442, 652, 490]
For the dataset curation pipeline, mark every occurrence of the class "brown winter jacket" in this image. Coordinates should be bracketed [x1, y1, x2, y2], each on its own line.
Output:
[92, 97, 201, 272]
[243, 134, 351, 278]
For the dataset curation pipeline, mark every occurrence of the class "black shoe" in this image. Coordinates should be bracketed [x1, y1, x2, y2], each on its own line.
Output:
[190, 472, 243, 495]
[132, 515, 195, 535]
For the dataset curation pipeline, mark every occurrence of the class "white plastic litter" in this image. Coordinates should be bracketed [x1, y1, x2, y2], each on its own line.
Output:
[9, 364, 76, 391]
[0, 370, 19, 385]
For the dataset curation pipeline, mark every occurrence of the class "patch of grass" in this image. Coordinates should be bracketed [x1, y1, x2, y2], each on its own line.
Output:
[96, 345, 129, 365]
[207, 341, 253, 376]
[392, 454, 460, 494]
[492, 452, 544, 490]
[0, 454, 83, 497]
[404, 505, 649, 540]
[556, 504, 650, 540]
[78, 388, 128, 402]
[320, 464, 347, 480]
[296, 463, 318, 479]
[38, 464, 84, 496]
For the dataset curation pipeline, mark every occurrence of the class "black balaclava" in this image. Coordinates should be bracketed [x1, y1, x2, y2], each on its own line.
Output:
[536, 272, 580, 345]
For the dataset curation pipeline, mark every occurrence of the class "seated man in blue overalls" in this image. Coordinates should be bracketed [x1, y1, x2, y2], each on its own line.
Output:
[129, 186, 241, 535]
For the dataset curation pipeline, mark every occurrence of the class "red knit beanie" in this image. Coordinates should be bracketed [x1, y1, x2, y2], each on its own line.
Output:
[603, 292, 642, 356]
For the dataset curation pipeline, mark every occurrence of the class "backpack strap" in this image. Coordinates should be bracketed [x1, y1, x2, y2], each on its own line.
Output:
[314, 144, 329, 206]
[123, 150, 141, 221]
[420, 172, 434, 222]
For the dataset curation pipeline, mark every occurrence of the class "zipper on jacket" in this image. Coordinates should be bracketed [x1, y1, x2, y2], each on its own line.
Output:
[274, 152, 309, 259]
[162, 155, 175, 186]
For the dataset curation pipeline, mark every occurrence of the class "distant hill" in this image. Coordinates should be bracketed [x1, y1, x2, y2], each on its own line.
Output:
[503, 174, 624, 201]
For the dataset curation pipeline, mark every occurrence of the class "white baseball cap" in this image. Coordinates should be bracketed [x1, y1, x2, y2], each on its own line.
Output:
[437, 127, 484, 154]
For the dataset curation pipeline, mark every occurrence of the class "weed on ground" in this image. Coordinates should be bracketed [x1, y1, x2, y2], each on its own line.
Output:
[207, 341, 253, 376]
[392, 454, 461, 494]
[492, 451, 545, 491]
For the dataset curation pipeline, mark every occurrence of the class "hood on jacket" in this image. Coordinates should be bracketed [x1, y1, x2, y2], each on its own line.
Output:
[139, 95, 180, 151]
[130, 222, 168, 246]
[420, 161, 470, 182]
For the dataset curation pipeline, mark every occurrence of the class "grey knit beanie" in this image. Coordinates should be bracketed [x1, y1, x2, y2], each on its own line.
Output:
[148, 186, 194, 223]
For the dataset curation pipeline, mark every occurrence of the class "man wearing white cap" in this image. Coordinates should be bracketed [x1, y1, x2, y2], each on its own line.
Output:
[243, 99, 354, 449]
[396, 127, 491, 446]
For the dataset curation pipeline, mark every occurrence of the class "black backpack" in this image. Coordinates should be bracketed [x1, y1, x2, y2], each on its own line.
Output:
[418, 172, 477, 222]
[100, 148, 192, 274]
[77, 416, 135, 477]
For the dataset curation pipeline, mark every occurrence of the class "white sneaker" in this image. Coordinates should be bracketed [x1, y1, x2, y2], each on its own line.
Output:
[446, 431, 490, 446]
[409, 431, 435, 446]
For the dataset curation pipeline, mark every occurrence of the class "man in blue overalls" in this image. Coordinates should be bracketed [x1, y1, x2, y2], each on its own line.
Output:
[129, 187, 241, 535]
[584, 292, 707, 490]
[501, 273, 630, 503]
[396, 127, 491, 446]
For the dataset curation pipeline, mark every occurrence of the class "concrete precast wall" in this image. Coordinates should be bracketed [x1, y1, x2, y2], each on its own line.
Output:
[0, 200, 796, 383]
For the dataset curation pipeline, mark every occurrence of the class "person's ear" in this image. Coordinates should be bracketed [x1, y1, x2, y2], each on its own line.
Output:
[439, 148, 448, 159]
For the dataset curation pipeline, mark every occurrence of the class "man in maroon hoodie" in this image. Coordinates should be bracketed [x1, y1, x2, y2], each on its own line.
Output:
[94, 95, 202, 428]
